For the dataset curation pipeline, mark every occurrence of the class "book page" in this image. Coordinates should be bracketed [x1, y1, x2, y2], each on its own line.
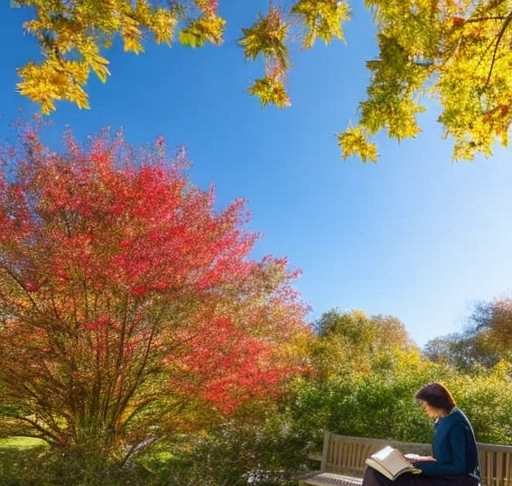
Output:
[366, 446, 420, 480]
[371, 446, 413, 474]
[365, 458, 396, 480]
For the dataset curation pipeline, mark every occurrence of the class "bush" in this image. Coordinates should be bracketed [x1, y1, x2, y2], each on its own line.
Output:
[138, 412, 312, 486]
[0, 441, 155, 486]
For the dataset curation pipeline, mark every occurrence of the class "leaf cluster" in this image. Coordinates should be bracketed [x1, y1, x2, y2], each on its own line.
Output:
[341, 0, 512, 161]
[12, 1, 512, 160]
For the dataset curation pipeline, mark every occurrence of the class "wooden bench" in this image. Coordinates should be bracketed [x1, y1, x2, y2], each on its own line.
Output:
[299, 432, 512, 486]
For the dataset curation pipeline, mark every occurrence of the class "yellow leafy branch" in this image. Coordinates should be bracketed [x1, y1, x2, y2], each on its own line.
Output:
[291, 0, 351, 49]
[248, 76, 291, 108]
[337, 126, 378, 163]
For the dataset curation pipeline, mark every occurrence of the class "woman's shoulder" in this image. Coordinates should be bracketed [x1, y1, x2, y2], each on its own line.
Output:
[452, 407, 473, 423]
[442, 407, 474, 431]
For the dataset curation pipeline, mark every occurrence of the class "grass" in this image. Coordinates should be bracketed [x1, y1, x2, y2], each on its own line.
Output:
[0, 436, 164, 486]
[0, 437, 48, 449]
[0, 436, 49, 486]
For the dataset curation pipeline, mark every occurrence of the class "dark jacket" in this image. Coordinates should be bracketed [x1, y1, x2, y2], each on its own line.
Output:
[416, 407, 480, 479]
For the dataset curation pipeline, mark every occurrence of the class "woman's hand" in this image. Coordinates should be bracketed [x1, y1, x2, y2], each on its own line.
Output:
[404, 454, 436, 464]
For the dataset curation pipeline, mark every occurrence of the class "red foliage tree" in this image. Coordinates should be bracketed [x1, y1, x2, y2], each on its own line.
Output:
[0, 124, 309, 459]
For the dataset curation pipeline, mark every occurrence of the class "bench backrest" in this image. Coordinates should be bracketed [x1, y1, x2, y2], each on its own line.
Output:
[321, 433, 512, 486]
[479, 442, 512, 486]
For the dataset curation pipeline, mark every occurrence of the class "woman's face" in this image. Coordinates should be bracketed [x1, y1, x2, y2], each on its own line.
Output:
[420, 400, 446, 419]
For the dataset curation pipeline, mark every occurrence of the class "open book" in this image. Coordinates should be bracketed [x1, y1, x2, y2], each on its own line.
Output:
[365, 446, 421, 481]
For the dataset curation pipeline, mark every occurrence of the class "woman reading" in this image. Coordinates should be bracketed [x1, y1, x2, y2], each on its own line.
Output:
[363, 382, 481, 486]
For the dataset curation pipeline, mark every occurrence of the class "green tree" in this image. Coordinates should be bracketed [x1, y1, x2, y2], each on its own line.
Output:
[312, 309, 417, 377]
[424, 298, 512, 372]
[449, 363, 512, 444]
[423, 333, 490, 372]
[289, 309, 433, 445]
[11, 0, 512, 161]
[471, 297, 512, 352]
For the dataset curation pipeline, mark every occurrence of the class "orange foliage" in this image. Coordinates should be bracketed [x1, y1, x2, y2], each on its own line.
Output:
[0, 123, 309, 453]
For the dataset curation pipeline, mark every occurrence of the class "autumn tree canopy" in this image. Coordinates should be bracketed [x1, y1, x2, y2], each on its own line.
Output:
[424, 297, 512, 371]
[0, 123, 309, 459]
[12, 0, 512, 162]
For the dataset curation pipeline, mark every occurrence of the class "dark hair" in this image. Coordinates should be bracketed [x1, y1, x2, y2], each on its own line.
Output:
[415, 382, 456, 413]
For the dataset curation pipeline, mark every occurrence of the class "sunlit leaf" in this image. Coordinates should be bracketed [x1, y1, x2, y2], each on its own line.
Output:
[248, 76, 291, 108]
[337, 126, 378, 162]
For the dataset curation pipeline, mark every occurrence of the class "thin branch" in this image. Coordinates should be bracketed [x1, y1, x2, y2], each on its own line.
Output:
[481, 10, 512, 89]
[465, 16, 508, 23]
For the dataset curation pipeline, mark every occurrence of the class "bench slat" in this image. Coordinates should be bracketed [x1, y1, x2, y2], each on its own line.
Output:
[300, 472, 363, 486]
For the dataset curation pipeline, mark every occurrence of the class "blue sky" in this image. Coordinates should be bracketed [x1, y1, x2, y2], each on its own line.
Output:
[2, 2, 512, 347]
